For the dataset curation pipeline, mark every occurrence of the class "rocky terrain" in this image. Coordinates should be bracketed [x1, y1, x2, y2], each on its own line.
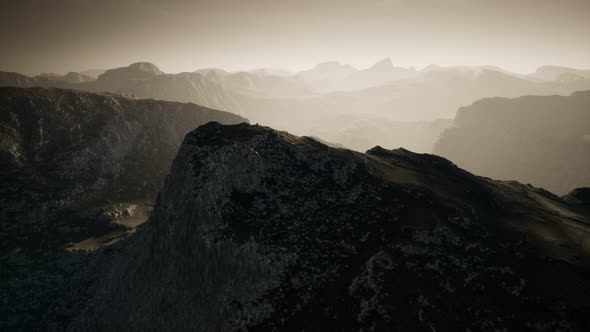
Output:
[0, 87, 247, 330]
[55, 122, 590, 331]
[435, 90, 590, 195]
[0, 63, 246, 116]
[562, 187, 590, 211]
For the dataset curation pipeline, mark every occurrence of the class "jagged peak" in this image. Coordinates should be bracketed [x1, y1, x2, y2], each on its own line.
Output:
[370, 58, 393, 70]
[127, 62, 163, 75]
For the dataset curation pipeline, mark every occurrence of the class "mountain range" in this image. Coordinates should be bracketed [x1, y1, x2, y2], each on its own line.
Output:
[298, 58, 417, 92]
[1, 60, 590, 153]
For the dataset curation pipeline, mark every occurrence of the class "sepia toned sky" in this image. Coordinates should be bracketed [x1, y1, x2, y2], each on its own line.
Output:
[1, 0, 589, 76]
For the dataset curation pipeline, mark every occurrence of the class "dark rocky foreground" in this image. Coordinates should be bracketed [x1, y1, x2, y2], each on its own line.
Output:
[52, 122, 590, 331]
[0, 87, 247, 330]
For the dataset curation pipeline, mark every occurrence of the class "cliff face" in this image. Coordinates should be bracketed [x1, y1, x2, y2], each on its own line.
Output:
[66, 122, 590, 331]
[435, 90, 590, 195]
[0, 87, 247, 249]
[0, 87, 247, 330]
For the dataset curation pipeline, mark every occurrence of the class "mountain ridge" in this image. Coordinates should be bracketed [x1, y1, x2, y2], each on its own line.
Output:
[55, 121, 590, 331]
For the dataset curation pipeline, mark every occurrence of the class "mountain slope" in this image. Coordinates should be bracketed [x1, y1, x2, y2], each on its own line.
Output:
[530, 66, 590, 81]
[206, 70, 314, 98]
[341, 58, 417, 90]
[434, 91, 590, 195]
[89, 71, 244, 114]
[0, 87, 247, 331]
[34, 72, 95, 84]
[0, 71, 35, 87]
[296, 61, 358, 82]
[61, 122, 590, 331]
[0, 63, 247, 116]
[94, 62, 164, 87]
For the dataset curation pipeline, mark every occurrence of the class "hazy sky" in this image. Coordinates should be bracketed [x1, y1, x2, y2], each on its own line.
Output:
[1, 0, 589, 76]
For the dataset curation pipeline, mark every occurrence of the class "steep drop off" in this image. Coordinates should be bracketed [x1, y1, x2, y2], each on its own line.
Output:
[0, 87, 247, 330]
[64, 122, 590, 331]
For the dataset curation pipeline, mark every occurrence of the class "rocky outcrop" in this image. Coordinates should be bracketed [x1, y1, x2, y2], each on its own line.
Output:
[563, 187, 590, 209]
[0, 87, 247, 331]
[434, 90, 590, 195]
[0, 86, 247, 249]
[64, 122, 590, 331]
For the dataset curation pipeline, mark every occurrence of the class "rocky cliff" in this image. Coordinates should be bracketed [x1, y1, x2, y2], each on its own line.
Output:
[0, 87, 247, 330]
[63, 122, 590, 331]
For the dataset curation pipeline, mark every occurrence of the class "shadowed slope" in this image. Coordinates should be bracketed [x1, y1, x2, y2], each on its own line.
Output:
[0, 87, 247, 331]
[63, 122, 590, 331]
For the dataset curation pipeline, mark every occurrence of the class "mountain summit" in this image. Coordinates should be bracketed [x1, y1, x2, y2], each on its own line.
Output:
[96, 62, 163, 84]
[370, 57, 394, 70]
[60, 122, 590, 331]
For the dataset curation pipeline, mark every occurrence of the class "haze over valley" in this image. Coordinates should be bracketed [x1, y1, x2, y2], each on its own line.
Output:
[3, 60, 590, 155]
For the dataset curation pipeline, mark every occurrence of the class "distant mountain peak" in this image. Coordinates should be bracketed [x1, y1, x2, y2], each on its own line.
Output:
[62, 71, 95, 83]
[127, 62, 163, 75]
[96, 62, 163, 83]
[422, 64, 442, 72]
[370, 58, 393, 70]
[314, 61, 355, 70]
[36, 72, 61, 78]
[316, 61, 340, 67]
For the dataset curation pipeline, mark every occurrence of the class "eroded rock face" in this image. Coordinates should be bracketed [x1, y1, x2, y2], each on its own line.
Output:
[0, 87, 247, 249]
[0, 87, 247, 331]
[66, 122, 590, 331]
